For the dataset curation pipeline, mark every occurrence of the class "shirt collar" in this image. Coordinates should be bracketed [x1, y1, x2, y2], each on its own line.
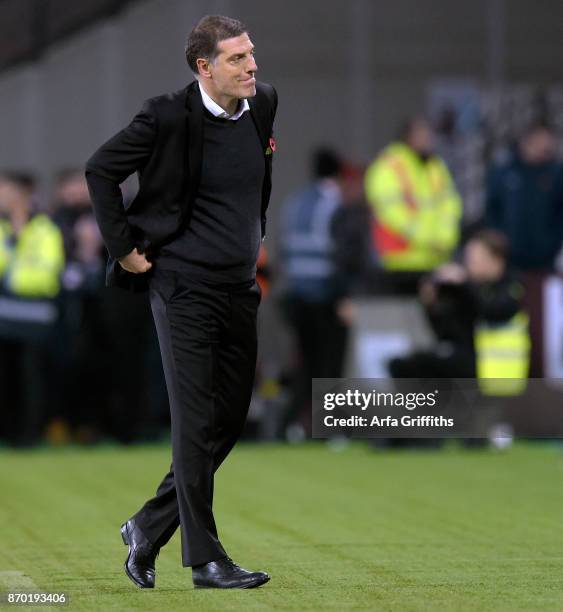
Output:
[198, 81, 250, 121]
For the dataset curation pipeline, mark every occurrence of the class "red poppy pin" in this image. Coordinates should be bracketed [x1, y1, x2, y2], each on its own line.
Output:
[266, 136, 276, 156]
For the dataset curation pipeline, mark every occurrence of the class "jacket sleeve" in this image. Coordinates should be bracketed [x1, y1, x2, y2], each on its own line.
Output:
[261, 85, 278, 240]
[272, 85, 278, 118]
[85, 99, 157, 260]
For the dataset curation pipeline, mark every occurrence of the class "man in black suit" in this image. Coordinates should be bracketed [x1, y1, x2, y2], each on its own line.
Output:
[85, 15, 277, 590]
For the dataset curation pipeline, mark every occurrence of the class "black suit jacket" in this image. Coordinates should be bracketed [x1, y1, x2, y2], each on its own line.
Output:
[85, 80, 278, 291]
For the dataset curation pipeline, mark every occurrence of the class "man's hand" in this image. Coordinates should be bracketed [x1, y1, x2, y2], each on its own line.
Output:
[419, 278, 437, 305]
[118, 248, 152, 274]
[434, 263, 467, 284]
[336, 298, 357, 326]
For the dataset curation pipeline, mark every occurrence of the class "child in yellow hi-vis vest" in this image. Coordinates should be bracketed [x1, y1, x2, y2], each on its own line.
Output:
[389, 229, 529, 396]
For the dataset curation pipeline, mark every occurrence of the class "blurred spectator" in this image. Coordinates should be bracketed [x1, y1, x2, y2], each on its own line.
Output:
[51, 168, 105, 293]
[46, 168, 108, 443]
[51, 168, 96, 259]
[0, 171, 65, 445]
[484, 123, 563, 375]
[365, 116, 462, 292]
[390, 230, 529, 394]
[331, 163, 374, 297]
[50, 168, 159, 444]
[0, 172, 64, 298]
[485, 123, 563, 271]
[279, 147, 349, 434]
[281, 148, 343, 299]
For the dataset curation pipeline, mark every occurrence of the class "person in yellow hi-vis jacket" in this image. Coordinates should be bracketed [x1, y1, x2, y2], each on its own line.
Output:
[0, 173, 64, 299]
[0, 172, 65, 446]
[365, 116, 462, 273]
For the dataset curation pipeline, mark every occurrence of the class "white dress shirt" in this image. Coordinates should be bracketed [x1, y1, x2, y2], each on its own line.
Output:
[198, 81, 250, 121]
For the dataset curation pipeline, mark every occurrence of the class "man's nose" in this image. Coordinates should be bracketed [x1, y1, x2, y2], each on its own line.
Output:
[247, 57, 258, 73]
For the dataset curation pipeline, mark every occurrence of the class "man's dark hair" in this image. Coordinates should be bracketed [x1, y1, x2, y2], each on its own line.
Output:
[520, 120, 554, 140]
[54, 167, 82, 186]
[471, 229, 509, 262]
[397, 115, 430, 142]
[312, 147, 342, 180]
[0, 170, 36, 192]
[185, 15, 247, 73]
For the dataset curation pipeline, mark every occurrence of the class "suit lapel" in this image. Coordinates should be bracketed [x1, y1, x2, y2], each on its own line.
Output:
[248, 95, 267, 150]
[185, 81, 203, 203]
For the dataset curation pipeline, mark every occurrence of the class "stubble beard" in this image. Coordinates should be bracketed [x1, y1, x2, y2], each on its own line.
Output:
[235, 80, 256, 99]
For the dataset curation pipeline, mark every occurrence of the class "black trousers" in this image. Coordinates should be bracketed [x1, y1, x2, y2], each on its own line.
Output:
[132, 269, 260, 567]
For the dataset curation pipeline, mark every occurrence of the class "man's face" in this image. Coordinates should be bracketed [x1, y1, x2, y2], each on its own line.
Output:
[464, 240, 504, 283]
[520, 128, 556, 165]
[407, 119, 434, 156]
[0, 180, 20, 214]
[57, 174, 91, 208]
[205, 33, 257, 99]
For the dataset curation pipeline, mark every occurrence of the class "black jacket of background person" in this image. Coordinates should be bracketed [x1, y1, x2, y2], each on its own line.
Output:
[426, 272, 522, 356]
[85, 80, 278, 291]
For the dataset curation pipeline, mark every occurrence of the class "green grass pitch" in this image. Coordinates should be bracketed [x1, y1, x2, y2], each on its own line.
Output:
[1, 441, 563, 610]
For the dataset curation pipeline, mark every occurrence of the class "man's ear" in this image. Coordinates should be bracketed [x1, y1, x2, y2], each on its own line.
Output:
[196, 58, 212, 79]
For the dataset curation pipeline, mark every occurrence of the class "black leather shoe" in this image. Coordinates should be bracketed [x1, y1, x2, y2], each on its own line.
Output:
[192, 557, 270, 589]
[120, 519, 159, 589]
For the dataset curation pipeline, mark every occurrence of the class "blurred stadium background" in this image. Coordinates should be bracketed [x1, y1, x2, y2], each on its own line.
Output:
[1, 1, 563, 608]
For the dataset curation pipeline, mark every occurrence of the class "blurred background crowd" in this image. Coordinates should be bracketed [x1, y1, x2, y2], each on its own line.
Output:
[1, 0, 562, 447]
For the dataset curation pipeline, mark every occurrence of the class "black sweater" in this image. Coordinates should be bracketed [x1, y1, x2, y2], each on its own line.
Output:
[155, 109, 265, 282]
